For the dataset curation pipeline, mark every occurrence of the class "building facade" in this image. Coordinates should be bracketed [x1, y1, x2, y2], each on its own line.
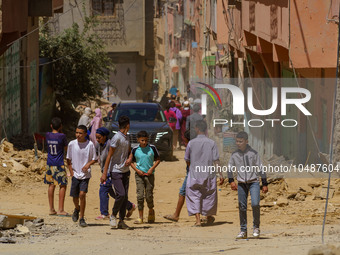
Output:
[155, 0, 339, 164]
[0, 0, 63, 139]
[50, 0, 155, 103]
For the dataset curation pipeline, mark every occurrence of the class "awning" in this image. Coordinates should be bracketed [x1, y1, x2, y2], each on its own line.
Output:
[216, 55, 231, 66]
[202, 53, 216, 66]
[179, 50, 190, 58]
[170, 59, 179, 72]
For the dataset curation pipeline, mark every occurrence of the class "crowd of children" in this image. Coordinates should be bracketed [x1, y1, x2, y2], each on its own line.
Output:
[45, 103, 268, 239]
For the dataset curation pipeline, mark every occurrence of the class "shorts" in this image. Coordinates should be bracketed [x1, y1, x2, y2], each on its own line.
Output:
[44, 165, 67, 186]
[70, 177, 90, 197]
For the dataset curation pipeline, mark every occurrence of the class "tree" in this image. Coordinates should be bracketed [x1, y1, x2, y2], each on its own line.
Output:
[39, 17, 113, 104]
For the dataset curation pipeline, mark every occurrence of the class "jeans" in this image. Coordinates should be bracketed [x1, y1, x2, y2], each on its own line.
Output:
[99, 177, 134, 216]
[99, 178, 115, 216]
[238, 182, 260, 232]
[179, 166, 189, 196]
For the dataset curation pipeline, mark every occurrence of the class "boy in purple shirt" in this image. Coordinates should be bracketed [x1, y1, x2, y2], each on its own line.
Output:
[44, 117, 69, 216]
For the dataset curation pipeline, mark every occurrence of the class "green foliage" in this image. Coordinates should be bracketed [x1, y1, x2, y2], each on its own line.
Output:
[39, 17, 113, 103]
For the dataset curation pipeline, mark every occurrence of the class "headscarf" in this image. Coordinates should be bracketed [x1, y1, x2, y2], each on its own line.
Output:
[96, 127, 110, 137]
[89, 108, 102, 145]
[84, 107, 92, 116]
[78, 107, 92, 128]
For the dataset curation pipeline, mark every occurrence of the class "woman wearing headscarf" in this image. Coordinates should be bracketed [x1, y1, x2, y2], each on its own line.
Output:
[89, 108, 102, 145]
[95, 127, 136, 220]
[78, 107, 92, 128]
[169, 101, 182, 150]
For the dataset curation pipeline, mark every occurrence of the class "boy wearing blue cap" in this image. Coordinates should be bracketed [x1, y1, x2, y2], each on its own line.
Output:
[95, 127, 136, 220]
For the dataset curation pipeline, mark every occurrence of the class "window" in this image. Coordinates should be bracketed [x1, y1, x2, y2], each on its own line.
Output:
[92, 0, 116, 16]
[114, 107, 166, 122]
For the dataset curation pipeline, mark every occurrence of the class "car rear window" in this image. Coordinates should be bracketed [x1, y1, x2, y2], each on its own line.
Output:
[113, 107, 166, 122]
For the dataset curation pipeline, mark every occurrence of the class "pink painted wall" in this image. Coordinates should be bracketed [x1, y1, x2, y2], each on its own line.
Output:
[242, 0, 289, 48]
[217, 0, 229, 44]
[290, 0, 338, 68]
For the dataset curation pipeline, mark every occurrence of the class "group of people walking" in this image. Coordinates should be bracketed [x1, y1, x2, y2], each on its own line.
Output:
[44, 99, 269, 239]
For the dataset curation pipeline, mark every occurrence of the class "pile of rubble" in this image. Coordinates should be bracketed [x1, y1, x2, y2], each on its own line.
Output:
[260, 176, 340, 207]
[0, 140, 47, 189]
[0, 216, 62, 244]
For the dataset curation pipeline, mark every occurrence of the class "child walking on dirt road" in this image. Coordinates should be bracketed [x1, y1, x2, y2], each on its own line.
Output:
[67, 125, 97, 227]
[101, 116, 132, 230]
[227, 131, 268, 239]
[130, 131, 161, 224]
[95, 127, 136, 220]
[44, 117, 69, 216]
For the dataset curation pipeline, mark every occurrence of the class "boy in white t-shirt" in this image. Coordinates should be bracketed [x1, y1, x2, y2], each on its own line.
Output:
[67, 125, 97, 227]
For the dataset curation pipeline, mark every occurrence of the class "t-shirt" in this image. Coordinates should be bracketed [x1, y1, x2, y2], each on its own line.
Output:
[132, 144, 160, 174]
[46, 132, 68, 166]
[66, 139, 96, 180]
[95, 138, 111, 173]
[169, 87, 177, 96]
[109, 131, 131, 173]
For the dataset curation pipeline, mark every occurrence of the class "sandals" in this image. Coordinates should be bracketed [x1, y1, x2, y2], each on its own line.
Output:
[57, 212, 71, 217]
[49, 211, 57, 216]
[192, 223, 202, 227]
[134, 218, 143, 224]
[200, 216, 215, 225]
[206, 216, 215, 225]
[163, 214, 179, 222]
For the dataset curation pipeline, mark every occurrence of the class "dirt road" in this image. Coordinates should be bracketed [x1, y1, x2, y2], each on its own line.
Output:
[1, 149, 340, 255]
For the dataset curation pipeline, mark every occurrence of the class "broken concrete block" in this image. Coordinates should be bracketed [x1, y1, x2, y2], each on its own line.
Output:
[0, 215, 8, 228]
[276, 197, 289, 207]
[318, 187, 335, 200]
[287, 192, 297, 200]
[8, 160, 27, 172]
[0, 237, 16, 243]
[295, 192, 306, 201]
[0, 214, 36, 229]
[15, 225, 30, 236]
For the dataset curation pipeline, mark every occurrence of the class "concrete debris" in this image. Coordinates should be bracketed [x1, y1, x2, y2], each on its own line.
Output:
[308, 182, 322, 188]
[276, 197, 289, 207]
[0, 140, 46, 188]
[294, 192, 306, 201]
[15, 225, 30, 237]
[3, 176, 12, 184]
[0, 237, 16, 243]
[314, 187, 336, 200]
